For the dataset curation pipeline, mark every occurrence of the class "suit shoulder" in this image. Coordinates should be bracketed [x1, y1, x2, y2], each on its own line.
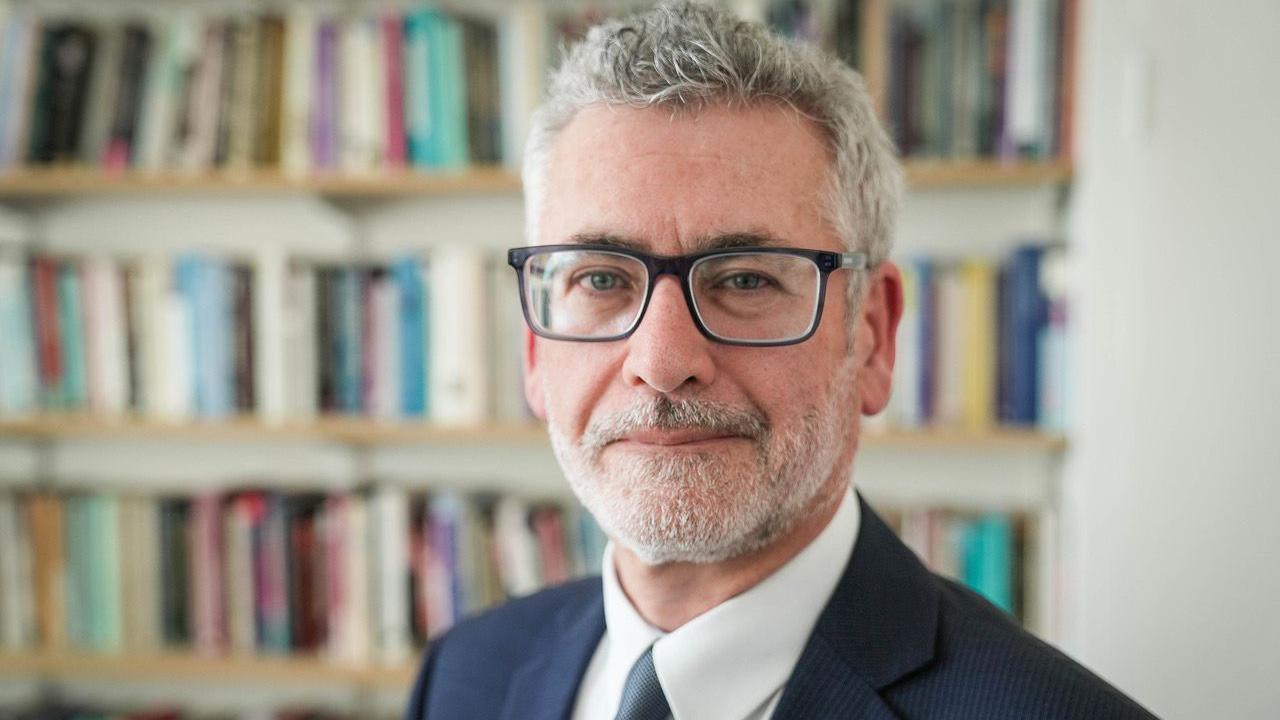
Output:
[404, 576, 602, 720]
[442, 574, 602, 654]
[887, 574, 1158, 720]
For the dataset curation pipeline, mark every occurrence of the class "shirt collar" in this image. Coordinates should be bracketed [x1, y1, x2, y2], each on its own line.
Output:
[599, 484, 860, 720]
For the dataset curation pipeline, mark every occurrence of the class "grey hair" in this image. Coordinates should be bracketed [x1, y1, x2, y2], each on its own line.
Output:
[522, 0, 902, 308]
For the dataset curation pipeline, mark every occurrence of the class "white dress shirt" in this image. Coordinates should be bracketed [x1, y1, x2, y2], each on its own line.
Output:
[570, 485, 861, 720]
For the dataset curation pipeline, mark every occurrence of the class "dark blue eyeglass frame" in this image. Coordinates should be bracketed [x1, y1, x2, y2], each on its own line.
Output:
[506, 244, 870, 347]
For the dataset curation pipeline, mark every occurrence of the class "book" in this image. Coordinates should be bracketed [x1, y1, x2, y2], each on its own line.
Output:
[281, 6, 315, 176]
[997, 244, 1046, 424]
[429, 248, 489, 425]
[55, 261, 87, 410]
[392, 257, 427, 417]
[103, 22, 152, 169]
[0, 253, 36, 415]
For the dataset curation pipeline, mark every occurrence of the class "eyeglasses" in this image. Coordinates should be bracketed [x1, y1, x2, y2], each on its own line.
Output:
[506, 244, 869, 346]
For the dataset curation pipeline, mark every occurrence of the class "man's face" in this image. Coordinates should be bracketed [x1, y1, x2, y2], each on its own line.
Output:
[524, 103, 900, 565]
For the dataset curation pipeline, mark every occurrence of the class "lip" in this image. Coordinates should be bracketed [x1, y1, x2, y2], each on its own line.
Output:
[612, 429, 744, 447]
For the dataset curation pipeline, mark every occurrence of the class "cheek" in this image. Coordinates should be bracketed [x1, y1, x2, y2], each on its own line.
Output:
[539, 343, 621, 432]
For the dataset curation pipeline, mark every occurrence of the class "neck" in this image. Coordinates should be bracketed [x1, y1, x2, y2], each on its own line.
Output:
[611, 476, 848, 632]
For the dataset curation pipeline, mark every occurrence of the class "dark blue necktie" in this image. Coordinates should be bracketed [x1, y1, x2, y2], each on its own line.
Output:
[614, 645, 671, 720]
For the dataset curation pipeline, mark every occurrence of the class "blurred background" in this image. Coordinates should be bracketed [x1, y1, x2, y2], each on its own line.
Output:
[0, 0, 1275, 718]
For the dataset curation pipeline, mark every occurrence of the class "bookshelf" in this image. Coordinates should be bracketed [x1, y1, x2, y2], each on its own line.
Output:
[0, 651, 416, 689]
[0, 159, 1070, 199]
[0, 0, 1079, 715]
[0, 414, 1066, 451]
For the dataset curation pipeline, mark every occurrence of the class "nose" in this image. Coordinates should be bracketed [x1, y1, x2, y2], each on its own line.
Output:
[621, 275, 717, 394]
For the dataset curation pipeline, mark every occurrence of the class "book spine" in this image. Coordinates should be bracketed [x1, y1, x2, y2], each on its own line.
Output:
[281, 8, 315, 176]
[55, 261, 87, 410]
[392, 258, 426, 417]
[383, 16, 407, 168]
[255, 251, 286, 423]
[104, 23, 152, 169]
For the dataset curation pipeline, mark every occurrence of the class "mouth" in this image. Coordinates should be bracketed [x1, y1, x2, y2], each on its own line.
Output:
[610, 428, 747, 448]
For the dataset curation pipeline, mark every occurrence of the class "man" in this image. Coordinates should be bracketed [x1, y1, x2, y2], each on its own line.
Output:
[405, 3, 1156, 718]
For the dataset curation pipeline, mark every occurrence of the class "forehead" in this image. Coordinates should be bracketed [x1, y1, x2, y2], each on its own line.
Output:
[538, 103, 839, 254]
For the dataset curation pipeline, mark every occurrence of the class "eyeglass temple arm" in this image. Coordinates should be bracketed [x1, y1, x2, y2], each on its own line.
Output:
[840, 252, 870, 270]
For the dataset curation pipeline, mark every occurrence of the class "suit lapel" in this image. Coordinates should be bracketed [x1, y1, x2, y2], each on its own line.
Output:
[772, 492, 941, 719]
[501, 587, 606, 720]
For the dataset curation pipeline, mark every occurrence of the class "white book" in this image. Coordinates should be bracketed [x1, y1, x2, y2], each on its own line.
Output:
[282, 7, 315, 176]
[331, 495, 371, 664]
[0, 12, 36, 169]
[370, 274, 401, 420]
[498, 2, 547, 168]
[254, 250, 287, 424]
[82, 257, 130, 416]
[494, 496, 539, 598]
[368, 15, 390, 170]
[429, 249, 490, 425]
[1006, 0, 1049, 151]
[373, 486, 409, 664]
[0, 255, 36, 416]
[889, 262, 921, 429]
[339, 15, 381, 173]
[159, 289, 194, 420]
[284, 264, 317, 418]
[136, 257, 190, 419]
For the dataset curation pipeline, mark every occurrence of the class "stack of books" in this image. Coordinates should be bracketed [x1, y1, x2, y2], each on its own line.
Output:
[882, 0, 1076, 160]
[883, 506, 1033, 620]
[0, 487, 606, 662]
[877, 243, 1070, 432]
[0, 8, 502, 176]
[0, 248, 530, 425]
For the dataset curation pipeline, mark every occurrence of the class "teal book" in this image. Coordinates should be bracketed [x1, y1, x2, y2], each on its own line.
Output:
[963, 513, 1014, 614]
[0, 257, 37, 415]
[87, 494, 122, 652]
[63, 495, 87, 649]
[393, 258, 426, 417]
[403, 11, 435, 167]
[442, 17, 469, 167]
[56, 262, 87, 410]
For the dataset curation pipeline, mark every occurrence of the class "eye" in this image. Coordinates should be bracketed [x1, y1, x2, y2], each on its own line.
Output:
[718, 272, 772, 290]
[575, 270, 630, 292]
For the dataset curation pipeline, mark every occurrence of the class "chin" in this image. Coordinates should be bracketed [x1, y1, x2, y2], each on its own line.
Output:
[575, 461, 801, 566]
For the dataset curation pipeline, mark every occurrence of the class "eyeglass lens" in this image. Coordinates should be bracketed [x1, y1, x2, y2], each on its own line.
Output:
[522, 249, 822, 342]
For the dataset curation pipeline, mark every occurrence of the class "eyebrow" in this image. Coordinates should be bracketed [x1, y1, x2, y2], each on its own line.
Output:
[565, 230, 788, 253]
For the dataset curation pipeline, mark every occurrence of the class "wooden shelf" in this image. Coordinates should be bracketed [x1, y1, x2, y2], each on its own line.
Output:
[0, 166, 522, 198]
[0, 160, 1068, 199]
[0, 414, 549, 446]
[0, 650, 415, 688]
[0, 414, 1066, 451]
[902, 158, 1072, 188]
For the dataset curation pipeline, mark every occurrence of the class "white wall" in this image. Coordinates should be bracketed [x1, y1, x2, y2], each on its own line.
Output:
[1066, 1, 1280, 717]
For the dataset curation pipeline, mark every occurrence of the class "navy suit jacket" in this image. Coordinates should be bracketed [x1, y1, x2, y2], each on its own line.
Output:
[404, 492, 1157, 719]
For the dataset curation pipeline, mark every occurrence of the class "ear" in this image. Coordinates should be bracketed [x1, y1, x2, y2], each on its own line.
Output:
[522, 325, 547, 420]
[856, 261, 904, 416]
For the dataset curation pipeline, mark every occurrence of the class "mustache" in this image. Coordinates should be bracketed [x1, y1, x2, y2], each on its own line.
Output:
[580, 396, 769, 454]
